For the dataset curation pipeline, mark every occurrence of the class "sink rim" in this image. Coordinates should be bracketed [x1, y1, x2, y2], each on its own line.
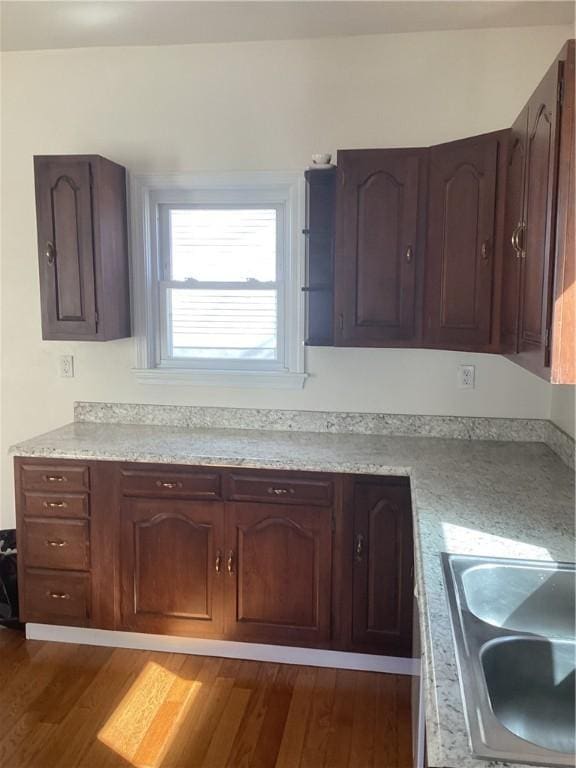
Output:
[442, 552, 576, 768]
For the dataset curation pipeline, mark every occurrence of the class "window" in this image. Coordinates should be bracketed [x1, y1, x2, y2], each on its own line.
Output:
[131, 173, 306, 388]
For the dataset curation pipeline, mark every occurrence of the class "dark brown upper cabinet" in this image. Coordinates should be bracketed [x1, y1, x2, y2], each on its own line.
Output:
[34, 155, 130, 341]
[423, 131, 508, 351]
[334, 149, 427, 346]
[502, 40, 575, 383]
[303, 168, 336, 346]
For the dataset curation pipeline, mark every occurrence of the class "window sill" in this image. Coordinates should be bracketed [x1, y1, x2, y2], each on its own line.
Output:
[133, 368, 308, 390]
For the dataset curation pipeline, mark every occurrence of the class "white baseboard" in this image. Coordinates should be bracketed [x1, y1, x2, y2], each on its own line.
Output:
[26, 624, 420, 676]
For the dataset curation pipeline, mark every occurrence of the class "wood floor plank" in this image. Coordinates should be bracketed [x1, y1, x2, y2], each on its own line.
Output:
[299, 667, 338, 768]
[224, 662, 280, 768]
[201, 686, 252, 768]
[349, 671, 380, 768]
[249, 664, 299, 768]
[324, 669, 358, 768]
[0, 630, 414, 768]
[274, 666, 316, 768]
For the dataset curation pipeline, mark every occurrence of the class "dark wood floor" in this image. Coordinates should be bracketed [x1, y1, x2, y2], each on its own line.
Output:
[0, 628, 413, 768]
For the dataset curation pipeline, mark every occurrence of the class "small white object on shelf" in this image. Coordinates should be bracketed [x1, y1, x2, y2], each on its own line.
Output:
[308, 153, 334, 170]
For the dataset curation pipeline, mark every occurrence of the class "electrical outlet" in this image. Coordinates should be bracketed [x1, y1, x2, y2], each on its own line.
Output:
[59, 355, 74, 378]
[457, 364, 475, 389]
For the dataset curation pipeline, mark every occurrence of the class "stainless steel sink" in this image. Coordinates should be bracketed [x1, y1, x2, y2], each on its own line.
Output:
[443, 554, 576, 767]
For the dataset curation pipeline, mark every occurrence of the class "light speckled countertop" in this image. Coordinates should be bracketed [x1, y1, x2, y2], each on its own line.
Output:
[11, 420, 575, 768]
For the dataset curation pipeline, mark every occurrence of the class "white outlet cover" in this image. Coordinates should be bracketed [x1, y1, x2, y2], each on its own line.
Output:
[457, 364, 475, 389]
[59, 355, 74, 378]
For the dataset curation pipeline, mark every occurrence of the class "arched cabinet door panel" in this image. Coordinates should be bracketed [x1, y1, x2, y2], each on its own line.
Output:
[224, 503, 332, 646]
[34, 158, 98, 338]
[424, 131, 504, 350]
[351, 481, 413, 657]
[120, 499, 225, 636]
[334, 149, 427, 346]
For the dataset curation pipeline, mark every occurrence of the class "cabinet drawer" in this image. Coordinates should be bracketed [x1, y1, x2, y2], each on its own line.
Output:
[20, 463, 90, 493]
[22, 570, 90, 625]
[23, 493, 89, 519]
[22, 519, 90, 571]
[120, 469, 222, 499]
[228, 473, 333, 506]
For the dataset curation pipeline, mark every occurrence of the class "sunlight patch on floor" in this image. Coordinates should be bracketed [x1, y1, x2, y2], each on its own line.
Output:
[97, 660, 202, 767]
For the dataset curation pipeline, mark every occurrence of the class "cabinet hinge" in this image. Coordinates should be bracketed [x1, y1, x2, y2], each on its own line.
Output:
[558, 77, 565, 106]
[338, 313, 344, 331]
[545, 327, 550, 349]
[94, 310, 99, 328]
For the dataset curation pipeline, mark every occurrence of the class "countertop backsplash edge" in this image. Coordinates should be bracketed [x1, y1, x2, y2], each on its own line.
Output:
[73, 401, 574, 469]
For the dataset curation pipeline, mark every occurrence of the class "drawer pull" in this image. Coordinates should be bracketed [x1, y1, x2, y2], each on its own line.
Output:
[45, 539, 68, 548]
[267, 487, 295, 496]
[46, 591, 71, 600]
[155, 481, 183, 489]
[43, 501, 67, 509]
[44, 475, 66, 483]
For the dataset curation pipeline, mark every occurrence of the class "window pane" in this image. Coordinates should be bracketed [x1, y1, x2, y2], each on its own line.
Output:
[169, 288, 277, 361]
[169, 208, 277, 282]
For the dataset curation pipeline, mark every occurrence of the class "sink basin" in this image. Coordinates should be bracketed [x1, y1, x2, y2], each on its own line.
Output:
[482, 637, 576, 754]
[461, 563, 575, 638]
[443, 554, 576, 767]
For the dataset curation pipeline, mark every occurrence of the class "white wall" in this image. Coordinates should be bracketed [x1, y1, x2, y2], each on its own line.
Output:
[1, 26, 572, 528]
[551, 385, 576, 437]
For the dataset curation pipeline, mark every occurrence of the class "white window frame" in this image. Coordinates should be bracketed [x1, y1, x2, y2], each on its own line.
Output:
[130, 172, 307, 389]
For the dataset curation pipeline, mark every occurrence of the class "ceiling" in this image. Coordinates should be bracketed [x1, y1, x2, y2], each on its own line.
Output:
[1, 1, 574, 52]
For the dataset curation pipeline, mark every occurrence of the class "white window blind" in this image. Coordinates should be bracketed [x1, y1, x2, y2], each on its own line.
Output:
[159, 207, 282, 365]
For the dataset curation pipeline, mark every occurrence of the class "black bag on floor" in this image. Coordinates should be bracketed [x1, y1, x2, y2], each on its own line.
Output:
[0, 529, 19, 624]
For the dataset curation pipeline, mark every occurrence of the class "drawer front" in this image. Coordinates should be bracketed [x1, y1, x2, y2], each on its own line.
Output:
[23, 518, 90, 571]
[23, 493, 89, 519]
[20, 463, 90, 493]
[22, 570, 90, 625]
[228, 473, 333, 506]
[120, 469, 222, 499]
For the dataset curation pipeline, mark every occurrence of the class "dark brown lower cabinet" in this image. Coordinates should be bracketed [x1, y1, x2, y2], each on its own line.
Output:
[16, 458, 414, 658]
[120, 498, 225, 637]
[351, 480, 414, 656]
[225, 502, 333, 646]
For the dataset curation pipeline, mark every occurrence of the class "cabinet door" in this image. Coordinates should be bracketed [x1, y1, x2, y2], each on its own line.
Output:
[34, 157, 98, 339]
[120, 499, 225, 636]
[352, 482, 413, 656]
[518, 58, 563, 365]
[225, 503, 332, 646]
[424, 133, 499, 349]
[502, 108, 529, 352]
[334, 149, 424, 346]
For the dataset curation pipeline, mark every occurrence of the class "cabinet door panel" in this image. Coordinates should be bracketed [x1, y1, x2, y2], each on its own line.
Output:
[425, 134, 499, 349]
[121, 499, 224, 636]
[352, 483, 413, 656]
[225, 503, 332, 646]
[335, 150, 424, 345]
[502, 108, 528, 351]
[34, 158, 98, 338]
[519, 61, 562, 361]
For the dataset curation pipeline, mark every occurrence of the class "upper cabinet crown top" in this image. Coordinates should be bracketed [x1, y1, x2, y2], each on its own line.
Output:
[34, 154, 131, 342]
